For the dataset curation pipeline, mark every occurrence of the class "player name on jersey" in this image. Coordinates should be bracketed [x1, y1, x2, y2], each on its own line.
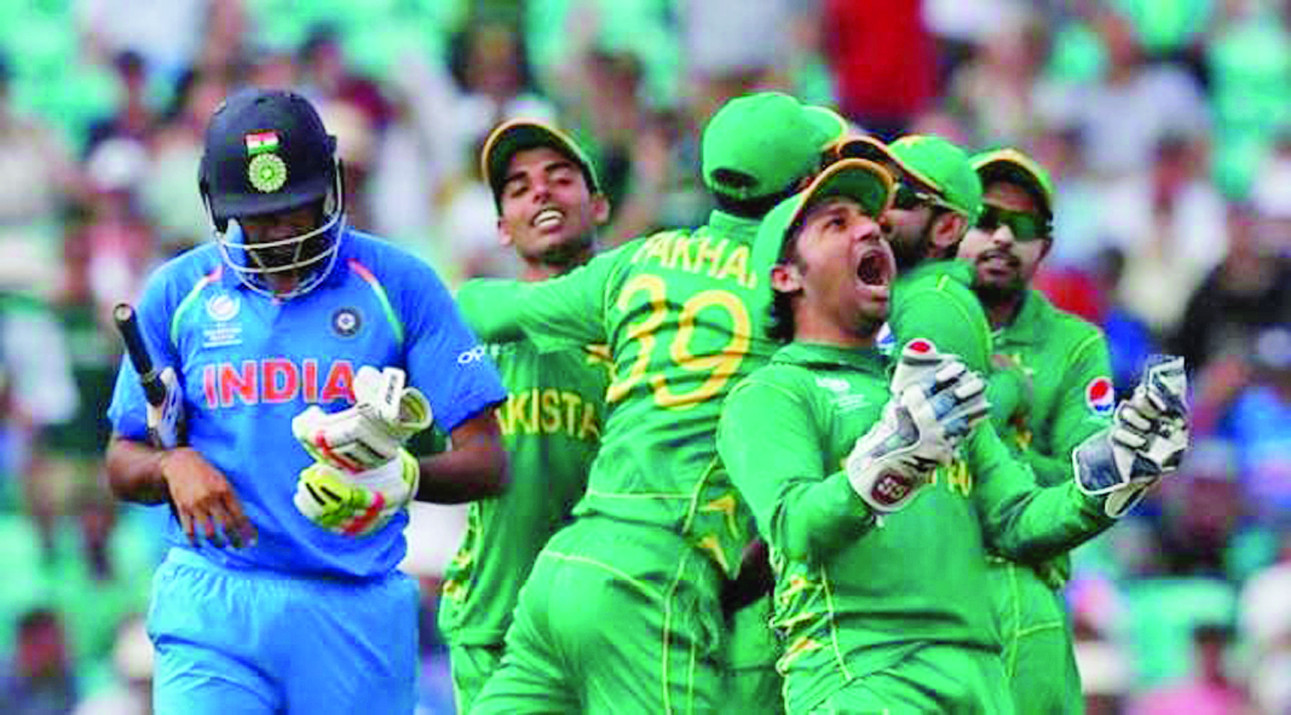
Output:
[201, 358, 355, 408]
[629, 231, 759, 289]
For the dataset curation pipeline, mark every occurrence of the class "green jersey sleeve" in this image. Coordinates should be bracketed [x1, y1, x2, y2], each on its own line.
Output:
[718, 372, 875, 564]
[889, 266, 992, 373]
[1026, 332, 1114, 483]
[965, 426, 1115, 563]
[455, 241, 636, 351]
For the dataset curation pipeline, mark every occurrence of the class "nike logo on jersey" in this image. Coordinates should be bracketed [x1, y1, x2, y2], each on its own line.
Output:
[201, 358, 355, 408]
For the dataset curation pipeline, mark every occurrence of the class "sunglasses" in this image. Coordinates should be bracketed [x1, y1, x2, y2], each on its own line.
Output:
[976, 204, 1051, 242]
[893, 183, 955, 213]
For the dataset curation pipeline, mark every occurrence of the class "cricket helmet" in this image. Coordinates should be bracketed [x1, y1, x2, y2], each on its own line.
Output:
[198, 88, 345, 298]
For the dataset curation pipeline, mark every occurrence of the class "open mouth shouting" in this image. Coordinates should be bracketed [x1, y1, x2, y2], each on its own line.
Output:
[855, 245, 895, 301]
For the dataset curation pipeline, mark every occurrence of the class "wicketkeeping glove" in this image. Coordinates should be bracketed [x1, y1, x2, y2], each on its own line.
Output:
[1074, 355, 1189, 518]
[293, 449, 420, 537]
[846, 346, 991, 513]
[291, 366, 432, 474]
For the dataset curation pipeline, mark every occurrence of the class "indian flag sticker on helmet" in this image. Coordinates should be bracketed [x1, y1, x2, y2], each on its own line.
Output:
[1086, 376, 1114, 415]
[248, 153, 288, 193]
[245, 130, 280, 155]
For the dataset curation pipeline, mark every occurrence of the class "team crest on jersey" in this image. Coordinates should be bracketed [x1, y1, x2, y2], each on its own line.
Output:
[331, 307, 362, 338]
[1086, 376, 1115, 415]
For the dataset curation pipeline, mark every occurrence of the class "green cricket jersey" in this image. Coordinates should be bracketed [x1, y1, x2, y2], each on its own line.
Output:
[717, 341, 1113, 713]
[456, 210, 784, 579]
[437, 338, 609, 646]
[994, 289, 1114, 486]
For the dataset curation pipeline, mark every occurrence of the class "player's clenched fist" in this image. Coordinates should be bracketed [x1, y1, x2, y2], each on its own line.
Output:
[294, 450, 420, 536]
[846, 342, 991, 513]
[160, 447, 257, 548]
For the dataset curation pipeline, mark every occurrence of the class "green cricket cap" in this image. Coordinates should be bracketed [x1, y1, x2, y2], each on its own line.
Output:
[481, 119, 601, 208]
[888, 135, 983, 221]
[756, 158, 895, 261]
[827, 134, 942, 194]
[971, 148, 1055, 218]
[702, 92, 847, 201]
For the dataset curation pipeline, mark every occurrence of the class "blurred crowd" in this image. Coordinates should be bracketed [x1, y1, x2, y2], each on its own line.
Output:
[0, 0, 1288, 713]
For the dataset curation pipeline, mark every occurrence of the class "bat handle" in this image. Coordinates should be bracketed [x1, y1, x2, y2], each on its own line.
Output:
[114, 303, 168, 407]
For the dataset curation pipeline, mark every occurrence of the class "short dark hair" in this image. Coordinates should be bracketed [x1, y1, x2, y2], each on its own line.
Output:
[712, 179, 801, 219]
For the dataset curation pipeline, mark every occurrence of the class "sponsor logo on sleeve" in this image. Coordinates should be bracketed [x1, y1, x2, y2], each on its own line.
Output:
[1086, 376, 1114, 415]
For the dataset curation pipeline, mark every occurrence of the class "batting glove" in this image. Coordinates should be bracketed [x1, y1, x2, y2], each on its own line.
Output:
[292, 366, 432, 474]
[1074, 355, 1189, 517]
[293, 449, 420, 537]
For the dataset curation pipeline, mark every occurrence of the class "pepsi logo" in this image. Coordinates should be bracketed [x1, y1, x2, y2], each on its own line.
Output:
[1086, 376, 1114, 415]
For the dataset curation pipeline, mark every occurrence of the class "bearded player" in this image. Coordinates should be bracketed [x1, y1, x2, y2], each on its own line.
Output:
[957, 148, 1115, 713]
[460, 92, 845, 712]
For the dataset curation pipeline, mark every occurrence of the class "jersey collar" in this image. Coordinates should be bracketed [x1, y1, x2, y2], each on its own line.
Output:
[773, 341, 888, 375]
[707, 209, 760, 245]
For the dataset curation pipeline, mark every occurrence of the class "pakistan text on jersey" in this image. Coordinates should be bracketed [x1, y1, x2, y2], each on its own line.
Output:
[201, 359, 355, 408]
[496, 388, 601, 442]
[629, 232, 759, 289]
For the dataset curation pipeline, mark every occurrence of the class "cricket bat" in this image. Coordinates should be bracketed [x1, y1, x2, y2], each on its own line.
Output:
[114, 303, 185, 449]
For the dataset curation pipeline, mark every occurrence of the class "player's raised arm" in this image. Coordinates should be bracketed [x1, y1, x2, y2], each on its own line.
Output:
[455, 241, 628, 350]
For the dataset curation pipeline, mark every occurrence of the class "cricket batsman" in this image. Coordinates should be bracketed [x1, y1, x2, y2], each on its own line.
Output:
[957, 148, 1115, 712]
[719, 155, 1189, 713]
[437, 119, 610, 712]
[459, 92, 846, 712]
[104, 88, 508, 713]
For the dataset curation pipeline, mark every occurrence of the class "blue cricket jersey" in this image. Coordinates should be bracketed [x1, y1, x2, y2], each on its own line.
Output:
[107, 229, 506, 578]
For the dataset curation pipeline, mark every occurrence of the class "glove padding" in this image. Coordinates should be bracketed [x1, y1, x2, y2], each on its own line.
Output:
[1074, 355, 1189, 518]
[292, 366, 432, 474]
[847, 346, 991, 513]
[293, 449, 420, 536]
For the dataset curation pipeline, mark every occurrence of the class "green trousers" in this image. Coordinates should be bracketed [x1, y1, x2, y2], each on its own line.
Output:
[725, 595, 785, 714]
[448, 642, 504, 714]
[988, 560, 1083, 715]
[805, 644, 1013, 714]
[472, 517, 726, 714]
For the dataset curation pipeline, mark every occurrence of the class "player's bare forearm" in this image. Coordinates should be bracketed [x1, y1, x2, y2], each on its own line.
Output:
[105, 434, 171, 504]
[414, 408, 510, 503]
